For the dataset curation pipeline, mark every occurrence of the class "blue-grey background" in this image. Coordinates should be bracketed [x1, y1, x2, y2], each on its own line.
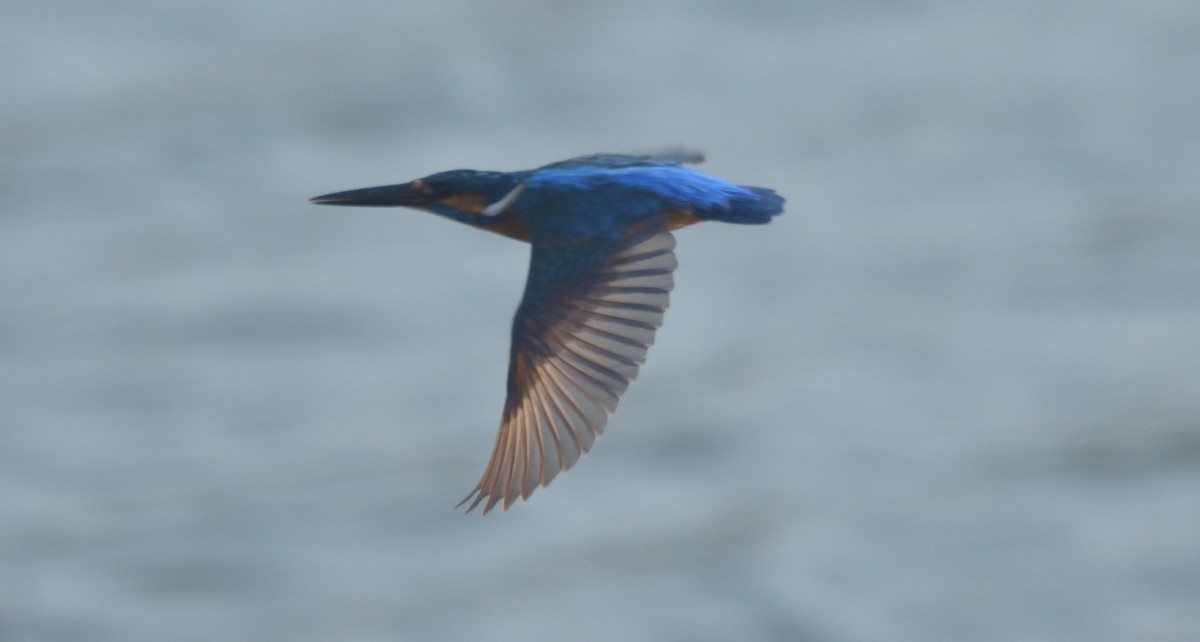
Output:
[4, 1, 1199, 640]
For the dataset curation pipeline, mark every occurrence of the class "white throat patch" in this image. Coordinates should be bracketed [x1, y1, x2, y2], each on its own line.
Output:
[482, 183, 525, 217]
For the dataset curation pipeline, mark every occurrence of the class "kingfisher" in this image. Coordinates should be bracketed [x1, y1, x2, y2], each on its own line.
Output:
[310, 149, 784, 515]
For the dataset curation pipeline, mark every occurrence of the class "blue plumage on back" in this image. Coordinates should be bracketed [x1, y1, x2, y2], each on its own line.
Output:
[309, 149, 785, 515]
[523, 153, 782, 239]
[528, 165, 755, 211]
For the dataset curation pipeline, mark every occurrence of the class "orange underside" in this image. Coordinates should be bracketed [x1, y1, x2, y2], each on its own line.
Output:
[665, 209, 702, 230]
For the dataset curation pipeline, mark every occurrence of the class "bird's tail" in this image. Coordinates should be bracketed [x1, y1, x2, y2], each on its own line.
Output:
[722, 186, 785, 224]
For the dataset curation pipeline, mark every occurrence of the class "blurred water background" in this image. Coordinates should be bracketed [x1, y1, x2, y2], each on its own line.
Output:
[3, 1, 1199, 640]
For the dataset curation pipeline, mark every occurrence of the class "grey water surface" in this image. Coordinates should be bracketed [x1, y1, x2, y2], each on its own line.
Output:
[3, 1, 1199, 640]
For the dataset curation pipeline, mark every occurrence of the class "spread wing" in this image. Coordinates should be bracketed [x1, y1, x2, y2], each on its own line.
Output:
[458, 219, 677, 514]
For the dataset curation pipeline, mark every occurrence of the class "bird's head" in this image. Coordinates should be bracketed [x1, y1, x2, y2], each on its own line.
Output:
[310, 169, 528, 220]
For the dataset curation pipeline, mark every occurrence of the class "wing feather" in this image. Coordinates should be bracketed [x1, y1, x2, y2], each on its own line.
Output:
[458, 220, 676, 514]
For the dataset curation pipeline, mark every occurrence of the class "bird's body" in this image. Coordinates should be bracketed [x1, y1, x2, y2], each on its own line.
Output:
[311, 149, 784, 514]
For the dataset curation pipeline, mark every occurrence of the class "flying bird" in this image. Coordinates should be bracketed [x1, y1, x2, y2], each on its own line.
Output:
[310, 149, 784, 514]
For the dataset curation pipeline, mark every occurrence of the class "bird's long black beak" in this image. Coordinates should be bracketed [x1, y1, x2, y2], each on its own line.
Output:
[309, 182, 424, 207]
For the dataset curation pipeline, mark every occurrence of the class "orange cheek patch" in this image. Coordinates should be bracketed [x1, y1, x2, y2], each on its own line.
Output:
[486, 218, 533, 242]
[441, 194, 488, 214]
[666, 209, 702, 230]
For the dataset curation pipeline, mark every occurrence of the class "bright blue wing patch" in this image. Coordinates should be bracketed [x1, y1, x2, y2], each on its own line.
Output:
[526, 165, 783, 225]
